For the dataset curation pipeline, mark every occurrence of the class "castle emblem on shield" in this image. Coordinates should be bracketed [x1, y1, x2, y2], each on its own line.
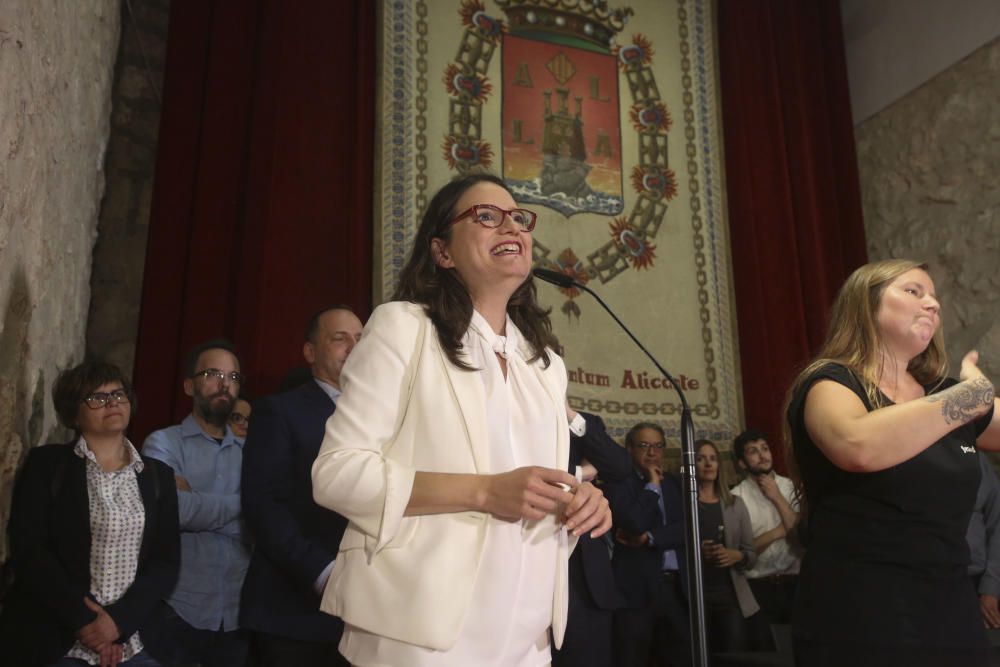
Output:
[498, 2, 627, 216]
[441, 1, 677, 310]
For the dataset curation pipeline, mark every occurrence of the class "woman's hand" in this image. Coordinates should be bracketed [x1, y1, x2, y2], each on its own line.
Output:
[961, 350, 987, 382]
[96, 642, 124, 667]
[482, 466, 577, 521]
[702, 541, 743, 568]
[563, 482, 612, 538]
[78, 597, 121, 650]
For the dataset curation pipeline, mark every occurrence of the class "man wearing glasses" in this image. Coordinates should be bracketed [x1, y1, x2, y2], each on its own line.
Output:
[239, 305, 363, 666]
[142, 339, 250, 667]
[606, 422, 691, 667]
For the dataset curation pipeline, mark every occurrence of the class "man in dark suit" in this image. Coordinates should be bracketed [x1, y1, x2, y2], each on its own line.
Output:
[553, 407, 633, 667]
[240, 305, 364, 666]
[607, 421, 691, 667]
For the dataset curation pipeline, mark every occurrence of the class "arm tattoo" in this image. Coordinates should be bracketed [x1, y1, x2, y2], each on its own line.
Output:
[926, 377, 995, 424]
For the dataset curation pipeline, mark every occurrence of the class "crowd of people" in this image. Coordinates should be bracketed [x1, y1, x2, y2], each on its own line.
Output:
[1, 175, 998, 667]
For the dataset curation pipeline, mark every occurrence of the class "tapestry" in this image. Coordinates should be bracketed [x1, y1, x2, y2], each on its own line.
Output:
[375, 0, 742, 450]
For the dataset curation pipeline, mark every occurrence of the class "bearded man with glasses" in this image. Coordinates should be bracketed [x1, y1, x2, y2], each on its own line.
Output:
[142, 339, 251, 667]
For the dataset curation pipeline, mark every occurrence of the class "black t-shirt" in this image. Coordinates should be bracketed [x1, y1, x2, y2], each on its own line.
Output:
[698, 500, 730, 592]
[787, 362, 994, 649]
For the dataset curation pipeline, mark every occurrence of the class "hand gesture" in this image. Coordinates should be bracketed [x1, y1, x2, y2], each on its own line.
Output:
[616, 528, 649, 548]
[961, 350, 986, 383]
[483, 466, 577, 521]
[755, 473, 781, 503]
[78, 598, 121, 658]
[643, 463, 663, 486]
[563, 481, 612, 538]
[97, 642, 124, 667]
[702, 541, 743, 568]
[981, 594, 1000, 629]
[174, 475, 192, 492]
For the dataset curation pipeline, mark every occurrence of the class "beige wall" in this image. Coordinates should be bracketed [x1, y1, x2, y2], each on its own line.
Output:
[0, 0, 121, 562]
[855, 37, 1000, 381]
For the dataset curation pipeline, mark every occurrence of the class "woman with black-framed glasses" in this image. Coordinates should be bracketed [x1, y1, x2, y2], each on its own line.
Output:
[0, 360, 179, 667]
[228, 398, 252, 439]
[311, 173, 612, 665]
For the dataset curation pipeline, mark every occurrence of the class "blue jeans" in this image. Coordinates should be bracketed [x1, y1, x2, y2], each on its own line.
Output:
[48, 649, 163, 666]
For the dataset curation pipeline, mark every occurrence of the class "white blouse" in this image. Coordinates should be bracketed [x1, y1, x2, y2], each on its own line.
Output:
[342, 310, 561, 667]
[66, 437, 146, 664]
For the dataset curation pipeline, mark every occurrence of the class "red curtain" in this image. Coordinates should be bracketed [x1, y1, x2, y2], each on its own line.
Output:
[717, 0, 868, 468]
[131, 0, 375, 442]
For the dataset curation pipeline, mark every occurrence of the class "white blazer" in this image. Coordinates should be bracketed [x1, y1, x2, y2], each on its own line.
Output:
[311, 301, 575, 651]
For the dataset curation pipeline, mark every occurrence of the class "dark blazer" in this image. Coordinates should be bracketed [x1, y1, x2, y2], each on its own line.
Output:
[568, 412, 631, 610]
[555, 412, 632, 667]
[239, 379, 349, 642]
[0, 442, 180, 666]
[607, 469, 687, 608]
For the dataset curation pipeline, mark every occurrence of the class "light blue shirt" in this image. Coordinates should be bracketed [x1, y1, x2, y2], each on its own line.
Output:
[644, 480, 680, 572]
[313, 377, 341, 404]
[143, 414, 249, 631]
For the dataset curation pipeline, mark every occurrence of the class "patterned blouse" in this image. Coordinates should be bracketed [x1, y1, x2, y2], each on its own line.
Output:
[65, 437, 146, 664]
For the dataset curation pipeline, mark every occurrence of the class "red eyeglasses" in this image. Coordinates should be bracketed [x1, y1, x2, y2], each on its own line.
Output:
[447, 204, 537, 231]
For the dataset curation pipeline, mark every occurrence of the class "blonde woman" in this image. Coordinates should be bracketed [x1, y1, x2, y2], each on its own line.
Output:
[785, 259, 999, 666]
[694, 439, 759, 654]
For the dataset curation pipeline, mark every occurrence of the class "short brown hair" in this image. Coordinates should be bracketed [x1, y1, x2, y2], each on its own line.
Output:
[52, 359, 135, 430]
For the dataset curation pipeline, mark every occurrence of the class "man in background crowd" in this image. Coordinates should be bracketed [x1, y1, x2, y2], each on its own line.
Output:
[730, 428, 800, 649]
[240, 306, 363, 666]
[143, 339, 250, 667]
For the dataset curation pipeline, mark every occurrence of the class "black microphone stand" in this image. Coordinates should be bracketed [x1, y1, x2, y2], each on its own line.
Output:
[533, 268, 708, 667]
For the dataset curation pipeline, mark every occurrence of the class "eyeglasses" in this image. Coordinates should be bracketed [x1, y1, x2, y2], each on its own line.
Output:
[448, 204, 537, 231]
[193, 368, 244, 385]
[229, 412, 250, 426]
[634, 441, 666, 451]
[83, 389, 130, 409]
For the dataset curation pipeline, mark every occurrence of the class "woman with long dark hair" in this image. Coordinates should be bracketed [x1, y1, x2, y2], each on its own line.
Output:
[785, 259, 999, 666]
[311, 174, 612, 665]
[0, 360, 179, 667]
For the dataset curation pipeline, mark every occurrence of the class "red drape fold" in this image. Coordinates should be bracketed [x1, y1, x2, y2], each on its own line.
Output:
[132, 1, 375, 442]
[717, 0, 868, 468]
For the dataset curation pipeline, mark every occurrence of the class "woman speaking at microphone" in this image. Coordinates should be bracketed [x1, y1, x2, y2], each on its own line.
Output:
[785, 259, 1000, 666]
[311, 173, 612, 666]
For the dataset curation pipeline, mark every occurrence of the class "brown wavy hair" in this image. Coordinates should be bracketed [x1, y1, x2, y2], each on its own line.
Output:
[695, 439, 736, 507]
[392, 173, 559, 370]
[783, 259, 947, 490]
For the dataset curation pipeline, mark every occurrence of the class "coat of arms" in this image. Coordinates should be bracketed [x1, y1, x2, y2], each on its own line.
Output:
[441, 0, 677, 317]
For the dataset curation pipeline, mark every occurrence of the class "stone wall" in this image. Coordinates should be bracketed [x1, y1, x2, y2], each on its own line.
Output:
[855, 36, 1000, 381]
[0, 0, 121, 563]
[87, 0, 170, 374]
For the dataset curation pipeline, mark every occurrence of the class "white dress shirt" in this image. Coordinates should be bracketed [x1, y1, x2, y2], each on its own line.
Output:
[66, 437, 146, 664]
[731, 473, 801, 577]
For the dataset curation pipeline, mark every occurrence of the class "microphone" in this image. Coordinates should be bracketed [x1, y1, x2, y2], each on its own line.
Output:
[532, 267, 577, 289]
[534, 265, 709, 667]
